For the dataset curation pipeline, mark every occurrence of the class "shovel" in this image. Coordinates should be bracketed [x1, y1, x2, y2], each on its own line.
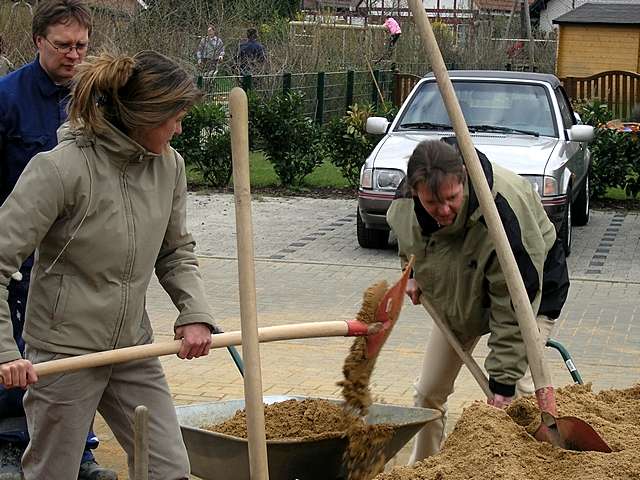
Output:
[420, 296, 611, 452]
[0, 262, 414, 383]
[406, 0, 611, 453]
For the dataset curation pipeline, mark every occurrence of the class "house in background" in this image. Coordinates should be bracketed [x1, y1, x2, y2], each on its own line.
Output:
[531, 0, 639, 33]
[553, 3, 640, 77]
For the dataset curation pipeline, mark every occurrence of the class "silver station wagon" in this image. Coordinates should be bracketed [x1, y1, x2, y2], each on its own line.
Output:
[357, 70, 595, 255]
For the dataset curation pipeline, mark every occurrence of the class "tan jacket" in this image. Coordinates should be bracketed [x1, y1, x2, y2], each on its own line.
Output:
[0, 122, 215, 363]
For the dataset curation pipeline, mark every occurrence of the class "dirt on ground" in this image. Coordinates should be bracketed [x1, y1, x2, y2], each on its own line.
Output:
[375, 383, 640, 480]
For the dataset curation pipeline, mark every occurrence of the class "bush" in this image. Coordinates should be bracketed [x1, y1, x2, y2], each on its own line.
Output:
[172, 102, 232, 188]
[324, 101, 396, 187]
[576, 99, 640, 199]
[250, 91, 325, 187]
[574, 98, 614, 127]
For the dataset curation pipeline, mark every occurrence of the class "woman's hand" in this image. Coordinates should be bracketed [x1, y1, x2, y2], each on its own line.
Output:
[0, 359, 37, 389]
[405, 278, 422, 305]
[174, 323, 213, 359]
[487, 394, 514, 409]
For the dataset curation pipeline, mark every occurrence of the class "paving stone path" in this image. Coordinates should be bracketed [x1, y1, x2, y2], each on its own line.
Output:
[94, 193, 640, 478]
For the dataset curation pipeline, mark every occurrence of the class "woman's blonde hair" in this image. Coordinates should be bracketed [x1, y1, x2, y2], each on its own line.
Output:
[68, 50, 202, 135]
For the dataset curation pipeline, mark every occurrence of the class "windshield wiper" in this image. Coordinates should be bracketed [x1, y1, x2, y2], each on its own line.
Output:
[468, 124, 539, 137]
[399, 121, 453, 131]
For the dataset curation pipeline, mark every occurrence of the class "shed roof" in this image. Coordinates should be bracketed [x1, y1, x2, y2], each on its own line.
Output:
[553, 3, 640, 25]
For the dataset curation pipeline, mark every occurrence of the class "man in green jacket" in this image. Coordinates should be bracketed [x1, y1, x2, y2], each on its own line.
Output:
[387, 139, 569, 462]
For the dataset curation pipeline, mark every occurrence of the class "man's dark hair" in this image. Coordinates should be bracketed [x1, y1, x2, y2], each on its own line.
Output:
[247, 28, 258, 40]
[32, 0, 92, 45]
[407, 140, 466, 202]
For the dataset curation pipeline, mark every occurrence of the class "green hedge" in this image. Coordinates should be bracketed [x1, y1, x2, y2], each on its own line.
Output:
[575, 99, 640, 199]
[174, 93, 396, 190]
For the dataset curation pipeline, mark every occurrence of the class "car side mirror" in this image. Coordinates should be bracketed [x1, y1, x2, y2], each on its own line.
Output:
[366, 117, 390, 135]
[568, 124, 594, 142]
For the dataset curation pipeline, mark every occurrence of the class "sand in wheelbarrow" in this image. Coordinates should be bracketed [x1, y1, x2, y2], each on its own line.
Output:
[204, 281, 396, 480]
[205, 397, 354, 440]
[375, 383, 640, 480]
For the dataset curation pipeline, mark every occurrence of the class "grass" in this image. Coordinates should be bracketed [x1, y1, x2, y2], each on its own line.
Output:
[187, 151, 350, 190]
[605, 187, 631, 201]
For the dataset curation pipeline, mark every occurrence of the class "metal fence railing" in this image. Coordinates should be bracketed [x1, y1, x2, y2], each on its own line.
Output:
[196, 69, 395, 124]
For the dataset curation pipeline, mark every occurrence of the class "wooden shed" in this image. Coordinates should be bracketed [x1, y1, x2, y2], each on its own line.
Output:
[553, 3, 640, 78]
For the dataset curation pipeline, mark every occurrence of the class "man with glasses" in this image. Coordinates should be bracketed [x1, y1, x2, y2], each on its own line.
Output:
[0, 1, 117, 479]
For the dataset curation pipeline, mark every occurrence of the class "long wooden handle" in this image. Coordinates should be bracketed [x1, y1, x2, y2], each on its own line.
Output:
[420, 296, 492, 399]
[134, 405, 149, 480]
[407, 1, 554, 410]
[230, 87, 270, 479]
[19, 321, 352, 380]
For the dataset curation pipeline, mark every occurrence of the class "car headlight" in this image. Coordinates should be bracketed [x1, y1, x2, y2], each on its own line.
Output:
[525, 175, 558, 196]
[374, 169, 405, 191]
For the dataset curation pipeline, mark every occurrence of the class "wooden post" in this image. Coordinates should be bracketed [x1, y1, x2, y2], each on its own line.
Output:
[504, 0, 518, 38]
[229, 87, 270, 480]
[523, 0, 535, 70]
[134, 406, 149, 480]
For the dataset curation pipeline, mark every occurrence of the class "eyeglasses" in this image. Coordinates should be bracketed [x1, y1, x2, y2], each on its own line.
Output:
[44, 36, 89, 55]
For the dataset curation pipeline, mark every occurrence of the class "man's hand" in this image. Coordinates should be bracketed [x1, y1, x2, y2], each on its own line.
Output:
[487, 394, 514, 409]
[405, 278, 422, 305]
[175, 323, 213, 359]
[0, 359, 37, 389]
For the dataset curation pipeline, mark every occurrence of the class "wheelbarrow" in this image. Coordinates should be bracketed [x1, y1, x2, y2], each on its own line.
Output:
[175, 395, 440, 480]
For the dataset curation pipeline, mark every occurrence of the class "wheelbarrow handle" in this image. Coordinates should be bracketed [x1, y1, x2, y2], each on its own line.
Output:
[3, 320, 375, 382]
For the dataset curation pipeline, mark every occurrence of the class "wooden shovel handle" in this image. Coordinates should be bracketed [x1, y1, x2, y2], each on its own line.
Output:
[407, 0, 553, 404]
[0, 321, 356, 382]
[420, 296, 493, 399]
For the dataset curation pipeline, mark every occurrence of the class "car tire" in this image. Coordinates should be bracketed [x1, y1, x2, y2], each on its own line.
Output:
[560, 194, 572, 257]
[357, 208, 389, 249]
[572, 174, 590, 226]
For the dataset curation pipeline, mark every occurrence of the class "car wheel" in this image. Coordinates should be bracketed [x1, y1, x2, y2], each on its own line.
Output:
[572, 174, 590, 226]
[560, 196, 572, 257]
[357, 208, 389, 249]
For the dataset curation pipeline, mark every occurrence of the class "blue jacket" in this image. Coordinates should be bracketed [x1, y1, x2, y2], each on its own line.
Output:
[0, 57, 70, 273]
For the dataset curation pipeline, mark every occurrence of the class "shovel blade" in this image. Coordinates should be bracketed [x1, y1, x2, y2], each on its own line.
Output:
[365, 256, 415, 358]
[534, 412, 612, 453]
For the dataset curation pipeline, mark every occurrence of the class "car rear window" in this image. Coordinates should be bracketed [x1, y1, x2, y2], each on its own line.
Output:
[397, 80, 558, 138]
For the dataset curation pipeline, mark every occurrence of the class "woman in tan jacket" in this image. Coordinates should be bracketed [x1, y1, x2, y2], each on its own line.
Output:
[0, 51, 218, 479]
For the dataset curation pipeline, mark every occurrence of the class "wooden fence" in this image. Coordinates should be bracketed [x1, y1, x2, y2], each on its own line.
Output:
[562, 70, 640, 120]
[392, 73, 422, 107]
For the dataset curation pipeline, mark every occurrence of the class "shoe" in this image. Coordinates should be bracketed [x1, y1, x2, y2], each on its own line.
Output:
[0, 442, 22, 480]
[78, 459, 118, 480]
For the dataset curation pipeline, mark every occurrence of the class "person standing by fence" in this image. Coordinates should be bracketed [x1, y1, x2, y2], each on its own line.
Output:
[236, 28, 267, 76]
[196, 24, 224, 75]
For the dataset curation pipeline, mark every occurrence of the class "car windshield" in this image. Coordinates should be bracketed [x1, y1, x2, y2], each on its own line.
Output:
[397, 80, 557, 138]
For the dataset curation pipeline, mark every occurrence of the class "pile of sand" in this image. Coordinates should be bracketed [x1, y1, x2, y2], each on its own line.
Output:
[375, 383, 640, 480]
[206, 398, 353, 441]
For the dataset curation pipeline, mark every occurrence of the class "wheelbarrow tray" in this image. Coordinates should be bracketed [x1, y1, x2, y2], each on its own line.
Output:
[175, 395, 440, 480]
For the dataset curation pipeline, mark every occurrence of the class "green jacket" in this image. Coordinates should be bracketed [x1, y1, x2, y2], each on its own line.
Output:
[387, 160, 556, 394]
[0, 122, 216, 363]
